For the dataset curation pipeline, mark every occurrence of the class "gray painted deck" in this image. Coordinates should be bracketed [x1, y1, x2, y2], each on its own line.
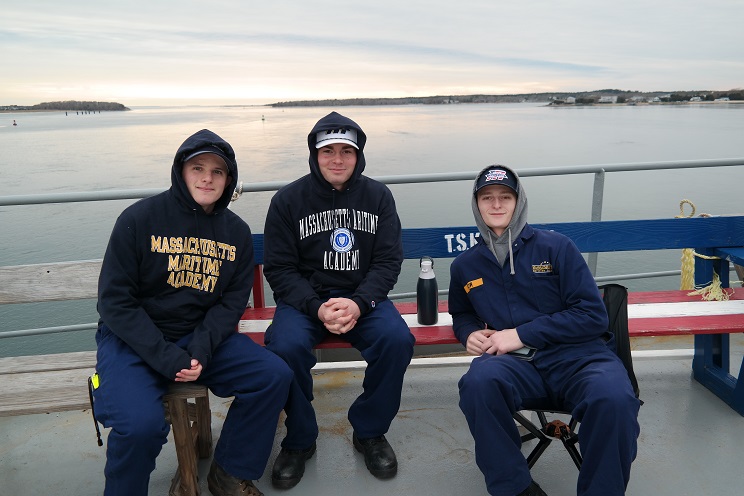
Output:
[2, 338, 744, 495]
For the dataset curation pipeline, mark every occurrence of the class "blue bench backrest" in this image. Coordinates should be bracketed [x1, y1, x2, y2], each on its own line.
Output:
[252, 216, 744, 265]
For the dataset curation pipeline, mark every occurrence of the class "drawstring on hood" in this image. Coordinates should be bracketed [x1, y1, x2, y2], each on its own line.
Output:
[472, 165, 528, 275]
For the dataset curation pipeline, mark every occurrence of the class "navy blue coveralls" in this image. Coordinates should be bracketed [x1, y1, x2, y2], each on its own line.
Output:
[449, 226, 640, 496]
[265, 297, 414, 449]
[94, 328, 292, 495]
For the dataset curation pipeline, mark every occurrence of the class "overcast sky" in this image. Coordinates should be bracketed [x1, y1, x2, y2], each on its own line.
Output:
[2, 0, 742, 106]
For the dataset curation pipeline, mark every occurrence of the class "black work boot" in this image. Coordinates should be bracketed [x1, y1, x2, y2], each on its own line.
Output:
[353, 433, 398, 479]
[271, 442, 316, 489]
[207, 460, 263, 496]
[517, 480, 547, 496]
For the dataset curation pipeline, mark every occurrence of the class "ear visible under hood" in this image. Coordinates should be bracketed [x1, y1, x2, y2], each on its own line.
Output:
[171, 129, 238, 213]
[307, 111, 367, 190]
[472, 164, 529, 272]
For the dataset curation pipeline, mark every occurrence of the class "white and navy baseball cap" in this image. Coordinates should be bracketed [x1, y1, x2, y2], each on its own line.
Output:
[474, 166, 518, 195]
[315, 128, 359, 149]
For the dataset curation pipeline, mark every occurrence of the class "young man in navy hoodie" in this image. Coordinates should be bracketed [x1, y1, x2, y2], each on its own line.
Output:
[449, 165, 640, 496]
[94, 129, 292, 496]
[263, 112, 415, 489]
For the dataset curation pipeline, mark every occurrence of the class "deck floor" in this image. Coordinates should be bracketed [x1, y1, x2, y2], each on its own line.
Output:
[2, 340, 744, 495]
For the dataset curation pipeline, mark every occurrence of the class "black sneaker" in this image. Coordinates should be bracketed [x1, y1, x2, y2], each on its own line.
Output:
[271, 443, 316, 489]
[517, 480, 547, 496]
[353, 433, 398, 479]
[207, 460, 263, 496]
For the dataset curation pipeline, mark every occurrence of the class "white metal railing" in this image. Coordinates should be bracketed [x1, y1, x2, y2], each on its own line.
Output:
[2, 157, 742, 207]
[2, 158, 743, 341]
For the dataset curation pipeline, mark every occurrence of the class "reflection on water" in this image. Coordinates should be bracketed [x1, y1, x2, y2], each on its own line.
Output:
[2, 103, 743, 355]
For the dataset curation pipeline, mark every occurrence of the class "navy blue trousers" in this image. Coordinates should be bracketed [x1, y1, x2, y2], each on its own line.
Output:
[93, 326, 292, 496]
[264, 299, 415, 450]
[458, 348, 640, 496]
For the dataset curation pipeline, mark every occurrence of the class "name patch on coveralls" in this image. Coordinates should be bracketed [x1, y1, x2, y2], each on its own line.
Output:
[532, 261, 553, 274]
[464, 278, 484, 293]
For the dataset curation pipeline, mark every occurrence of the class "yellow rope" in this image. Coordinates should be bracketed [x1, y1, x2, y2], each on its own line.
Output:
[675, 199, 696, 219]
[676, 200, 696, 290]
[680, 251, 695, 290]
[687, 272, 733, 301]
[673, 200, 741, 297]
[693, 252, 721, 261]
[230, 181, 244, 202]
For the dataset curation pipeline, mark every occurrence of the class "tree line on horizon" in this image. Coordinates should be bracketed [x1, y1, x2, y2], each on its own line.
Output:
[3, 89, 742, 111]
[270, 88, 744, 107]
[1, 101, 130, 111]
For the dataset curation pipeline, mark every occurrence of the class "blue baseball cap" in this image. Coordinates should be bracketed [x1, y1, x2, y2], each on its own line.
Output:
[474, 166, 518, 195]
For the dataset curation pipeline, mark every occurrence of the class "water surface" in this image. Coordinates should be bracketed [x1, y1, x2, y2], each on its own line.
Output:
[2, 103, 742, 355]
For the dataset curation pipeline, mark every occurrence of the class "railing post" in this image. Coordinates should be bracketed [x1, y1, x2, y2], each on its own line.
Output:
[587, 170, 605, 276]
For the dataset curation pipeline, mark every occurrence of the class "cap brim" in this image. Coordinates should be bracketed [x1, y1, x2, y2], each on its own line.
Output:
[183, 150, 230, 166]
[475, 182, 518, 194]
[315, 138, 359, 150]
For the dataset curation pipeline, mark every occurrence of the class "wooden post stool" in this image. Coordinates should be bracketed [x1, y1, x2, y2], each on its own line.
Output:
[164, 383, 212, 496]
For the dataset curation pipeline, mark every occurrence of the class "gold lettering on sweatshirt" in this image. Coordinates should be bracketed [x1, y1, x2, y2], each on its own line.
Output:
[151, 235, 236, 293]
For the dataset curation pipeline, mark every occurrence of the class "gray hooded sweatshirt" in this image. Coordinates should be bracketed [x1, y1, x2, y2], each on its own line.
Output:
[472, 164, 529, 275]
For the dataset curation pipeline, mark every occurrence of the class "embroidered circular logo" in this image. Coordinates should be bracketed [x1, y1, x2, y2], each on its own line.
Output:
[330, 228, 354, 253]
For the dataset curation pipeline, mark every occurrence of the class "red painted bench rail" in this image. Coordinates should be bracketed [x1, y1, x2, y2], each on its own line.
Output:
[628, 289, 744, 304]
[239, 288, 744, 348]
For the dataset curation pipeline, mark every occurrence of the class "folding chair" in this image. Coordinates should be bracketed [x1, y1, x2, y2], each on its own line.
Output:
[512, 283, 641, 469]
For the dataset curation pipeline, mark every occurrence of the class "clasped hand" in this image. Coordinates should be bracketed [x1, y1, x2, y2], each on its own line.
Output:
[318, 297, 361, 334]
[466, 328, 523, 356]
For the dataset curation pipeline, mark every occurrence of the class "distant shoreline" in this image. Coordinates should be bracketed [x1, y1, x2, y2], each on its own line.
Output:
[0, 100, 129, 113]
[0, 109, 124, 114]
[548, 100, 743, 107]
[3, 101, 741, 114]
[1, 109, 55, 114]
[7, 90, 744, 110]
[266, 89, 742, 108]
[3, 92, 741, 113]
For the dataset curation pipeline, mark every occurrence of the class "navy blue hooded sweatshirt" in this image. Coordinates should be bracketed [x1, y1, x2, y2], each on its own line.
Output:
[263, 112, 403, 319]
[97, 129, 254, 380]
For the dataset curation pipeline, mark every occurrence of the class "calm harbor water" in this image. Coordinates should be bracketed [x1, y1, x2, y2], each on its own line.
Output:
[1, 102, 743, 356]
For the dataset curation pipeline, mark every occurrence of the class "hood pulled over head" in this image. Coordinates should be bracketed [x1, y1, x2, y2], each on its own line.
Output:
[171, 129, 238, 213]
[472, 164, 528, 274]
[307, 111, 367, 190]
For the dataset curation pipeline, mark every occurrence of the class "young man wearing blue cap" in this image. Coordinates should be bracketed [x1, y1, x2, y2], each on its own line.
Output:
[263, 111, 415, 489]
[448, 165, 640, 496]
[94, 129, 292, 496]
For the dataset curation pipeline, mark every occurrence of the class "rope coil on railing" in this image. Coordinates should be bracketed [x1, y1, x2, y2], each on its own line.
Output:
[675, 199, 743, 299]
[676, 200, 697, 291]
[231, 181, 244, 202]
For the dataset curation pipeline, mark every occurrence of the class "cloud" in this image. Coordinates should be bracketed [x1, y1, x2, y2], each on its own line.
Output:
[1, 0, 742, 105]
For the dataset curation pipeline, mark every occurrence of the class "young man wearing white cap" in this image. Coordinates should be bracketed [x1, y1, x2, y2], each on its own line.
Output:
[94, 129, 292, 496]
[448, 165, 640, 496]
[263, 111, 414, 489]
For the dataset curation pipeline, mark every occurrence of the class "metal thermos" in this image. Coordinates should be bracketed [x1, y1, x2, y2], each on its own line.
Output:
[417, 256, 438, 325]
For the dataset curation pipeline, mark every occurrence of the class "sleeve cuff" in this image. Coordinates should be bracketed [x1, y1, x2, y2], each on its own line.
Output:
[352, 296, 372, 316]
